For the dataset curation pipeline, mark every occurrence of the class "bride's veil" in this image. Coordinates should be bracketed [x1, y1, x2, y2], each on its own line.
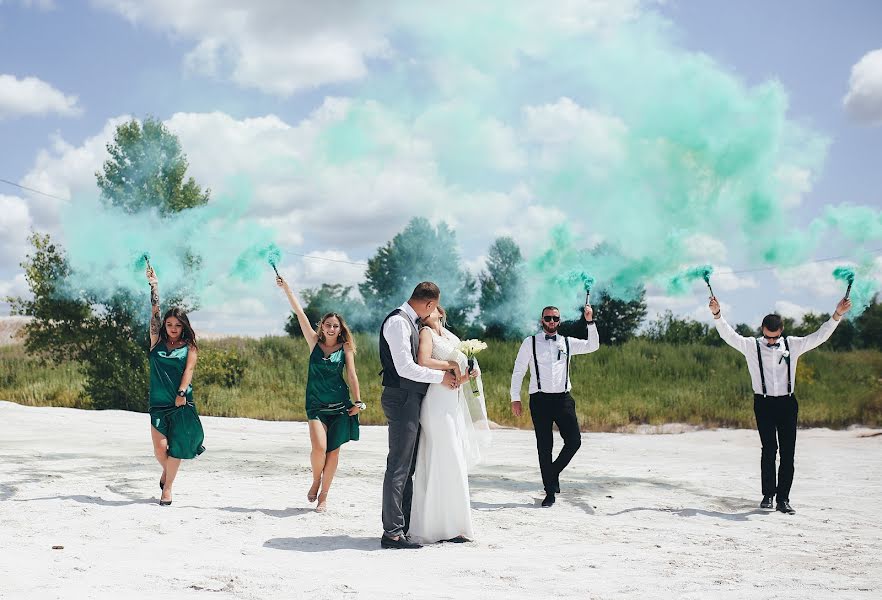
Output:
[458, 356, 493, 469]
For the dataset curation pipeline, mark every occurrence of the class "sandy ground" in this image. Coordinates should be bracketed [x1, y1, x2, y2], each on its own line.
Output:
[1, 401, 880, 600]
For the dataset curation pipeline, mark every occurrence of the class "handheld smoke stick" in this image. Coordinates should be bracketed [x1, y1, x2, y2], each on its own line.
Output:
[585, 288, 591, 306]
[703, 273, 715, 299]
[270, 262, 280, 278]
[845, 279, 853, 300]
[143, 253, 152, 271]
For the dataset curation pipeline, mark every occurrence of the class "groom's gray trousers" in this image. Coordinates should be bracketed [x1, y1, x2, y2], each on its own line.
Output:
[381, 386, 424, 537]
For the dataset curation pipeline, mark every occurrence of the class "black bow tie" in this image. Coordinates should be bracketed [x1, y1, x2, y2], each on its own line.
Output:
[545, 334, 557, 341]
[767, 343, 780, 348]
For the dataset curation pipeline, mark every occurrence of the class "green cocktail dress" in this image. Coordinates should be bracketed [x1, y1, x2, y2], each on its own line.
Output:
[149, 343, 205, 459]
[306, 344, 359, 452]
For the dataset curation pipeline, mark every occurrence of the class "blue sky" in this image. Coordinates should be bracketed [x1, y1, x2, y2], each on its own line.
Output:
[1, 0, 880, 335]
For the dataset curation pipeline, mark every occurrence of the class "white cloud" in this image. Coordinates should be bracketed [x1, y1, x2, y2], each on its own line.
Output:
[0, 74, 81, 119]
[843, 48, 882, 125]
[774, 300, 812, 321]
[774, 262, 844, 298]
[523, 97, 627, 169]
[0, 195, 32, 266]
[92, 0, 391, 96]
[775, 165, 812, 209]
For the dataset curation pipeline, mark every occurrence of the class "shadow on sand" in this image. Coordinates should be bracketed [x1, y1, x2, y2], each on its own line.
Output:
[607, 506, 770, 521]
[264, 535, 381, 552]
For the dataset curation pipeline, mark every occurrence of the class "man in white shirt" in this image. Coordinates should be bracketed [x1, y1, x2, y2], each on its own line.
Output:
[379, 282, 459, 549]
[510, 304, 599, 507]
[709, 295, 852, 514]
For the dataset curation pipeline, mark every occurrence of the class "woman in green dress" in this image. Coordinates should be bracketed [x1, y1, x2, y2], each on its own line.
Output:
[277, 275, 363, 513]
[147, 266, 205, 506]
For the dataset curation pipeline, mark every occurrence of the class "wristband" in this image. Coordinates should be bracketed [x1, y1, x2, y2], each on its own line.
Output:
[712, 310, 720, 316]
[177, 389, 187, 397]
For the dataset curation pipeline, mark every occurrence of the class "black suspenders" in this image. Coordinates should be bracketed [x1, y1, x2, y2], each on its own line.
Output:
[783, 337, 791, 395]
[532, 335, 570, 392]
[532, 335, 542, 390]
[755, 337, 792, 398]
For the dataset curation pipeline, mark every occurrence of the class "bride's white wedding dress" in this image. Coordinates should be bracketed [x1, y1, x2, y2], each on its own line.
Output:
[409, 327, 488, 544]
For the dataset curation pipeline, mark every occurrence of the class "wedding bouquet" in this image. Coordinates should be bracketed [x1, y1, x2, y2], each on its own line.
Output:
[459, 339, 488, 397]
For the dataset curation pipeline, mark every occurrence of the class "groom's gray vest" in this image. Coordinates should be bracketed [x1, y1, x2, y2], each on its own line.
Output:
[378, 309, 430, 395]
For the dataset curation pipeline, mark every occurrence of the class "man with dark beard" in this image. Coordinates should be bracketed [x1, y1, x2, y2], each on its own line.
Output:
[510, 305, 599, 507]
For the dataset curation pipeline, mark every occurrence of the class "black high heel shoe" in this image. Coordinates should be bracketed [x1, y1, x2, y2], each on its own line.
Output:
[159, 498, 172, 506]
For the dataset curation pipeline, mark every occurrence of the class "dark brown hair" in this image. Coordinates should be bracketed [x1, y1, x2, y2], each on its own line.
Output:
[409, 281, 440, 302]
[761, 314, 783, 332]
[317, 312, 357, 353]
[160, 307, 198, 349]
[541, 306, 560, 315]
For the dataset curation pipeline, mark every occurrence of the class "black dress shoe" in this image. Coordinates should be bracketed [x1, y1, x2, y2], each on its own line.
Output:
[760, 495, 774, 509]
[444, 536, 472, 543]
[380, 535, 422, 549]
[555, 483, 561, 494]
[541, 493, 556, 507]
[776, 501, 796, 514]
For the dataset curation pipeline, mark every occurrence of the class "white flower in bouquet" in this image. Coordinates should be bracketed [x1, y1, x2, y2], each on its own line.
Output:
[459, 339, 488, 358]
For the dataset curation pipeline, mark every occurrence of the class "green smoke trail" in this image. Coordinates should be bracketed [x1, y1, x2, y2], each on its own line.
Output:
[668, 265, 714, 296]
[58, 176, 283, 311]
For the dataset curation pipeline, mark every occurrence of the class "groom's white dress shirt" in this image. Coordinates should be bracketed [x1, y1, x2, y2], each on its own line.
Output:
[714, 316, 839, 396]
[509, 326, 600, 401]
[382, 302, 444, 384]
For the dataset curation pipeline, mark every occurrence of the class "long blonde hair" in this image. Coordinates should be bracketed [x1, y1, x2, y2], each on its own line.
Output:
[317, 312, 357, 353]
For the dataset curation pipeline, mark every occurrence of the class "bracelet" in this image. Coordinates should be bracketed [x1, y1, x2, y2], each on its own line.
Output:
[355, 401, 367, 410]
[712, 310, 720, 316]
[834, 312, 842, 317]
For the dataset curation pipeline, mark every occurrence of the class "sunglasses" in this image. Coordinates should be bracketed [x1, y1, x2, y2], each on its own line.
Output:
[543, 316, 561, 322]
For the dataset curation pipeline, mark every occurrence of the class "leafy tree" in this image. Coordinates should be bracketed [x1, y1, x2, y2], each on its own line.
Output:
[359, 218, 476, 332]
[9, 117, 210, 411]
[478, 236, 524, 340]
[559, 288, 647, 345]
[96, 116, 210, 214]
[855, 295, 882, 351]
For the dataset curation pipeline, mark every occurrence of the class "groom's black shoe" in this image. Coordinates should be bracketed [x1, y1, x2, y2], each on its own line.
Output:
[776, 500, 796, 515]
[380, 534, 422, 549]
[760, 495, 774, 509]
[555, 483, 561, 494]
[541, 493, 556, 508]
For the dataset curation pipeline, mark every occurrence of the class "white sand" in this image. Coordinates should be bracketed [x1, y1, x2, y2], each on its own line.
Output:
[1, 401, 880, 600]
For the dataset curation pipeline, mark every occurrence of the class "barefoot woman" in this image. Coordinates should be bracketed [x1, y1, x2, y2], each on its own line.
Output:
[277, 276, 364, 512]
[147, 266, 205, 506]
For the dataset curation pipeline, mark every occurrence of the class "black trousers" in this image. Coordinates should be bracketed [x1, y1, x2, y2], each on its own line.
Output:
[753, 393, 798, 501]
[529, 392, 582, 493]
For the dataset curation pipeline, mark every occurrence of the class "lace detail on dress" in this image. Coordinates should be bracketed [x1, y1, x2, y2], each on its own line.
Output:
[423, 327, 467, 370]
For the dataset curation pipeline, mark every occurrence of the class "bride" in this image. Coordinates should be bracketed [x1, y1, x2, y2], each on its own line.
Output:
[408, 306, 491, 544]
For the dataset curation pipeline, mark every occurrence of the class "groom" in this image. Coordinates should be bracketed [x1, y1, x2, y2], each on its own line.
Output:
[379, 281, 458, 549]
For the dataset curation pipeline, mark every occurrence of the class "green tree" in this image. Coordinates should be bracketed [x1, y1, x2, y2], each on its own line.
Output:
[856, 296, 882, 350]
[9, 117, 210, 411]
[559, 288, 647, 345]
[478, 236, 524, 340]
[96, 117, 210, 214]
[359, 218, 476, 332]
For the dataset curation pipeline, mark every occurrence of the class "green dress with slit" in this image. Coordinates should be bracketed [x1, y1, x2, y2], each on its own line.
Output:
[149, 343, 205, 459]
[306, 344, 359, 452]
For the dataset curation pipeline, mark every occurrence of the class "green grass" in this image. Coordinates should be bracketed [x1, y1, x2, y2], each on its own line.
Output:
[2, 336, 881, 431]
